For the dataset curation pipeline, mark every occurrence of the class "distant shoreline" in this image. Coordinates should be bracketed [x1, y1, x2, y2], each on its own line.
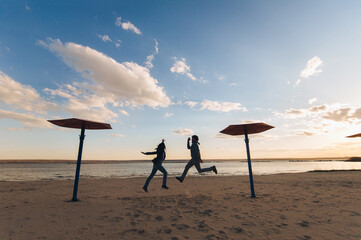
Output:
[0, 157, 351, 164]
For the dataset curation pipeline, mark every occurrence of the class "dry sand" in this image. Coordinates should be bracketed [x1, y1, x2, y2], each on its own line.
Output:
[1, 171, 360, 240]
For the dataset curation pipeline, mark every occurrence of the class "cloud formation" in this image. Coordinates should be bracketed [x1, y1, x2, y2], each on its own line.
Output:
[115, 17, 142, 35]
[0, 109, 52, 128]
[145, 39, 159, 69]
[294, 56, 323, 87]
[275, 103, 361, 137]
[0, 71, 56, 115]
[119, 110, 130, 116]
[164, 113, 173, 118]
[110, 133, 125, 138]
[300, 56, 323, 78]
[184, 100, 247, 112]
[170, 57, 198, 82]
[308, 98, 317, 105]
[200, 100, 247, 112]
[172, 128, 194, 136]
[277, 103, 361, 123]
[39, 38, 171, 111]
[184, 101, 198, 109]
[98, 34, 111, 42]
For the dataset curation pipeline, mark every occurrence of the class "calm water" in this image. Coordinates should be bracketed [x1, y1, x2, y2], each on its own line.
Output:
[0, 160, 360, 181]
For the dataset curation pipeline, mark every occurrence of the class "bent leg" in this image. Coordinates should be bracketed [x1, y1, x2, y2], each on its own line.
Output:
[144, 166, 158, 188]
[179, 160, 194, 180]
[194, 161, 214, 173]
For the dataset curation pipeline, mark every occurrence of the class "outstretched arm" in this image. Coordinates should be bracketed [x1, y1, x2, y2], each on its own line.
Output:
[187, 137, 191, 149]
[141, 151, 157, 155]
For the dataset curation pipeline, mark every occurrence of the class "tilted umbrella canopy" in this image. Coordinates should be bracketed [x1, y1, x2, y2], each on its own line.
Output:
[220, 122, 274, 136]
[48, 118, 112, 201]
[346, 133, 361, 138]
[48, 118, 112, 130]
[220, 122, 274, 198]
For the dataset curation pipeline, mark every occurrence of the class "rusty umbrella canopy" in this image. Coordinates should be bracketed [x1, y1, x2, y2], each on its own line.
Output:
[220, 122, 274, 198]
[48, 118, 112, 201]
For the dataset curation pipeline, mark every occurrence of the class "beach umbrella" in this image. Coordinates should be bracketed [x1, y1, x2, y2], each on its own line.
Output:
[346, 133, 361, 138]
[48, 118, 112, 202]
[220, 122, 274, 198]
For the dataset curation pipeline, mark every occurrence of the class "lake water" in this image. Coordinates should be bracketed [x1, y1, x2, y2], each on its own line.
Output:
[1, 160, 361, 181]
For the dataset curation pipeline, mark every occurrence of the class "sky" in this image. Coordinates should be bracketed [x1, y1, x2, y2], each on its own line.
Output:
[1, 0, 361, 160]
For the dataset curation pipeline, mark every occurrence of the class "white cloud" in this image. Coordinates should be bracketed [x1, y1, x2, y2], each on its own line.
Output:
[295, 130, 315, 136]
[214, 133, 243, 139]
[185, 101, 198, 109]
[229, 82, 238, 86]
[25, 5, 31, 11]
[293, 56, 323, 88]
[110, 133, 125, 138]
[200, 100, 247, 112]
[154, 39, 159, 54]
[98, 34, 112, 42]
[164, 113, 173, 118]
[294, 79, 301, 88]
[119, 110, 129, 116]
[215, 74, 225, 81]
[309, 104, 327, 112]
[0, 71, 56, 115]
[322, 107, 354, 122]
[44, 85, 119, 123]
[0, 109, 52, 128]
[300, 56, 323, 79]
[39, 38, 171, 110]
[115, 17, 142, 35]
[173, 128, 194, 136]
[308, 98, 317, 105]
[276, 103, 361, 124]
[145, 39, 159, 69]
[170, 57, 199, 82]
[7, 127, 32, 131]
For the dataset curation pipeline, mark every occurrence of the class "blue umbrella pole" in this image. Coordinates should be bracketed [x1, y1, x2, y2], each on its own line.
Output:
[244, 129, 256, 198]
[71, 125, 85, 202]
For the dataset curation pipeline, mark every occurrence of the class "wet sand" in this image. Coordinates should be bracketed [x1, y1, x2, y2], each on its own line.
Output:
[1, 171, 360, 239]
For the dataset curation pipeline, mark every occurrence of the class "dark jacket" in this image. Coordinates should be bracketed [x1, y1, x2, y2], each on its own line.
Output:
[187, 141, 201, 161]
[144, 148, 166, 165]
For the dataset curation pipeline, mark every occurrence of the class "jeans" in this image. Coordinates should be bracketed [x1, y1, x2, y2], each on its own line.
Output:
[144, 163, 168, 188]
[179, 159, 214, 180]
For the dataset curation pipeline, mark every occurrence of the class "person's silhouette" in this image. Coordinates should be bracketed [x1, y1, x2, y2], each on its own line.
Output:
[176, 135, 217, 183]
[142, 139, 168, 192]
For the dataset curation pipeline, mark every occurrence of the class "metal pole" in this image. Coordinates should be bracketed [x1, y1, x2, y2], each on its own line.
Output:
[244, 128, 256, 198]
[71, 125, 85, 202]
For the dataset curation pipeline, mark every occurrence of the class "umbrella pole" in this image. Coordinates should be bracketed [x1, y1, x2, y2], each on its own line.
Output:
[71, 125, 85, 202]
[244, 129, 256, 198]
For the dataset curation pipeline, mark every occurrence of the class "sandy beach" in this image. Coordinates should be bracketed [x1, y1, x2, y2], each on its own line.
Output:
[1, 171, 360, 240]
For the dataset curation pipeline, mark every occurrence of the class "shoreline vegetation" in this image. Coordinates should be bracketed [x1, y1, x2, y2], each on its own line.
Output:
[0, 156, 356, 164]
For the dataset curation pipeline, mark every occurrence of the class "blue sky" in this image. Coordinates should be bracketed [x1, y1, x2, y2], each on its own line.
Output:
[1, 0, 361, 160]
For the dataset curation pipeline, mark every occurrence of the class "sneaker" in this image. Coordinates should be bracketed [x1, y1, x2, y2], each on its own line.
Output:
[176, 176, 183, 183]
[143, 185, 148, 192]
[213, 166, 218, 174]
[161, 185, 169, 189]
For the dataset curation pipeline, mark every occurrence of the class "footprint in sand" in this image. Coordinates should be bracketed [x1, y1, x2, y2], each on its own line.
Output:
[174, 224, 190, 230]
[298, 221, 309, 227]
[156, 228, 172, 234]
[231, 226, 243, 233]
[297, 235, 312, 240]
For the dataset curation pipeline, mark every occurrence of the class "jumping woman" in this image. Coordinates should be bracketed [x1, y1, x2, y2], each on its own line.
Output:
[142, 139, 168, 192]
[176, 135, 217, 183]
